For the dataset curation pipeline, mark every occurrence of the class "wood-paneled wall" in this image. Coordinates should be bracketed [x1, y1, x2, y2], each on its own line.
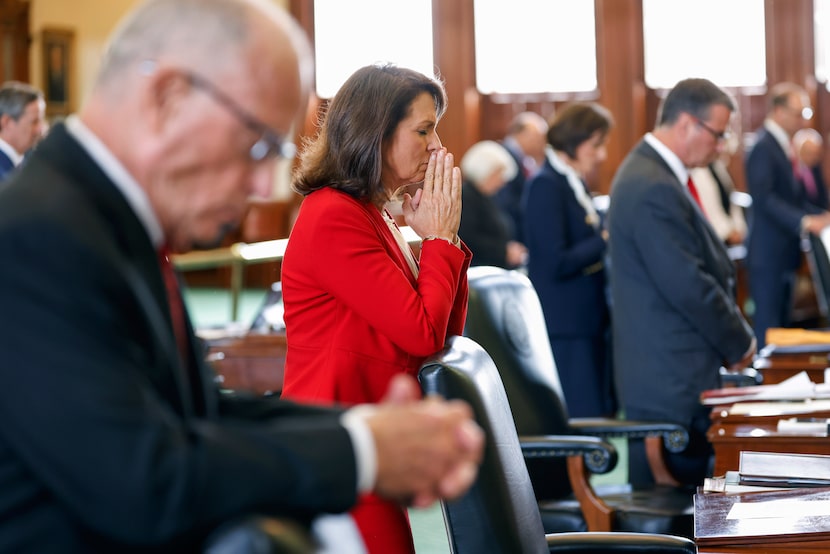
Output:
[290, 0, 828, 195]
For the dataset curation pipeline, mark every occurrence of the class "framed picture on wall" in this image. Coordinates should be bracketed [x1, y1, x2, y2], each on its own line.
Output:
[41, 28, 74, 117]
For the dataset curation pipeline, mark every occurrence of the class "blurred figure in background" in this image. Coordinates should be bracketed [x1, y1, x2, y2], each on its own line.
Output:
[0, 81, 46, 180]
[495, 111, 549, 243]
[793, 127, 829, 210]
[745, 82, 830, 348]
[523, 102, 616, 418]
[459, 140, 527, 268]
[689, 134, 747, 246]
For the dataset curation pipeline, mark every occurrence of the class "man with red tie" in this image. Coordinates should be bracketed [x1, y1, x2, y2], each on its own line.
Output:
[608, 78, 755, 489]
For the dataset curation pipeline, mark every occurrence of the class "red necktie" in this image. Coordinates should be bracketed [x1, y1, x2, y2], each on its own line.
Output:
[158, 245, 189, 366]
[687, 176, 706, 216]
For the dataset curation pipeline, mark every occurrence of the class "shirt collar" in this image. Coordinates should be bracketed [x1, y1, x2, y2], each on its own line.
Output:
[0, 137, 24, 167]
[763, 118, 793, 157]
[644, 132, 688, 186]
[65, 115, 164, 248]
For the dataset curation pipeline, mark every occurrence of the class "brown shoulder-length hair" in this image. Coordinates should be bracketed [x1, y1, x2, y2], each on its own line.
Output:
[546, 102, 614, 159]
[293, 63, 448, 206]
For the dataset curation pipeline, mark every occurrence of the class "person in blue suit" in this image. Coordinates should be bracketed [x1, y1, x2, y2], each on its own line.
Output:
[523, 102, 616, 418]
[494, 111, 548, 243]
[0, 81, 46, 181]
[745, 82, 830, 348]
[609, 79, 755, 487]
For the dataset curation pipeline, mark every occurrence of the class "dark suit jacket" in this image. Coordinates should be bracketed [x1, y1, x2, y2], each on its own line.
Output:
[523, 159, 608, 337]
[608, 139, 753, 425]
[0, 124, 357, 553]
[459, 180, 515, 268]
[745, 129, 823, 272]
[493, 143, 527, 242]
[0, 149, 14, 181]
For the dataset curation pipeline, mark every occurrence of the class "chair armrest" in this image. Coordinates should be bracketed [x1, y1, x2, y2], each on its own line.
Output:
[545, 532, 696, 553]
[203, 516, 314, 554]
[519, 434, 618, 475]
[569, 418, 689, 453]
[521, 435, 619, 531]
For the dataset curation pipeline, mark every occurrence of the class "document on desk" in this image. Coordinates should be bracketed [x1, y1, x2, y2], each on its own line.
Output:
[727, 398, 830, 416]
[727, 498, 830, 519]
[703, 371, 830, 406]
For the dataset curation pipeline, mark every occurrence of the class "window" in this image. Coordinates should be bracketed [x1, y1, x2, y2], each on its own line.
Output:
[313, 0, 434, 98]
[643, 0, 766, 89]
[816, 0, 830, 89]
[474, 0, 597, 94]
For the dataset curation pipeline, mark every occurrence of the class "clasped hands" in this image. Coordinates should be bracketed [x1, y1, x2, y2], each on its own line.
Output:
[402, 149, 462, 243]
[366, 374, 484, 508]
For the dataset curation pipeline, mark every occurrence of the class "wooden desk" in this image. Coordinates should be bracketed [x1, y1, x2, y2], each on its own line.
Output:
[695, 487, 830, 552]
[753, 355, 828, 385]
[708, 423, 830, 476]
[205, 332, 286, 396]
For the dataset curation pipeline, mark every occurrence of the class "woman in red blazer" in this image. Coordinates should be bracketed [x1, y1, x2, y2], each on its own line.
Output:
[281, 64, 471, 553]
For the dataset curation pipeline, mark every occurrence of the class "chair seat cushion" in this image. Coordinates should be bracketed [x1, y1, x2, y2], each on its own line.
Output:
[537, 485, 694, 538]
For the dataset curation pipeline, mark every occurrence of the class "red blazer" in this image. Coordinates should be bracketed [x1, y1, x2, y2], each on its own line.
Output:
[281, 187, 470, 405]
[281, 187, 470, 554]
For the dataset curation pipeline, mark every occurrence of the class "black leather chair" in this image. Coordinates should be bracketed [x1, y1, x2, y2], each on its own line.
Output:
[462, 266, 694, 537]
[419, 336, 697, 554]
[807, 231, 830, 322]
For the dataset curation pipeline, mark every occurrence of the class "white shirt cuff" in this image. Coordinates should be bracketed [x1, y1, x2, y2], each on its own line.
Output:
[340, 405, 378, 494]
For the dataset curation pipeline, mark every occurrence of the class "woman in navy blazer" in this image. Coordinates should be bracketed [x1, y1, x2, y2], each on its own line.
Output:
[523, 102, 616, 417]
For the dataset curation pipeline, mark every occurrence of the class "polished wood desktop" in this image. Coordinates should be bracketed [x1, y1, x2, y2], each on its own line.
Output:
[753, 356, 828, 385]
[708, 423, 830, 476]
[695, 487, 830, 552]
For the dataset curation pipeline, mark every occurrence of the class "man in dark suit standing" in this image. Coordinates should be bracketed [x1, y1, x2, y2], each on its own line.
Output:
[745, 83, 830, 348]
[495, 111, 548, 243]
[0, 1, 483, 552]
[608, 78, 755, 487]
[0, 81, 45, 180]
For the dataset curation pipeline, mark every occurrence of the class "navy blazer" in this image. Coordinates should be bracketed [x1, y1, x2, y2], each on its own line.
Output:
[608, 139, 753, 424]
[523, 159, 608, 337]
[745, 129, 823, 271]
[494, 143, 528, 242]
[0, 124, 356, 552]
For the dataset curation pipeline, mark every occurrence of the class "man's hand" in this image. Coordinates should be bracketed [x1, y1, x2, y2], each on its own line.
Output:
[727, 336, 757, 372]
[366, 374, 484, 508]
[803, 212, 830, 235]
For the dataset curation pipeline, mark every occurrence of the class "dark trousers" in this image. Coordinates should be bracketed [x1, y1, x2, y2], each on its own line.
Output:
[625, 408, 713, 488]
[749, 267, 794, 349]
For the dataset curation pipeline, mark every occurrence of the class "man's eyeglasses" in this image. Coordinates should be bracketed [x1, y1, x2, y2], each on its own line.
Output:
[182, 70, 296, 162]
[694, 118, 730, 142]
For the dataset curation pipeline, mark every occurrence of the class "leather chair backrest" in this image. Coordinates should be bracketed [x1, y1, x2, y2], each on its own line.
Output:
[464, 266, 574, 499]
[419, 335, 549, 554]
[463, 266, 571, 434]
